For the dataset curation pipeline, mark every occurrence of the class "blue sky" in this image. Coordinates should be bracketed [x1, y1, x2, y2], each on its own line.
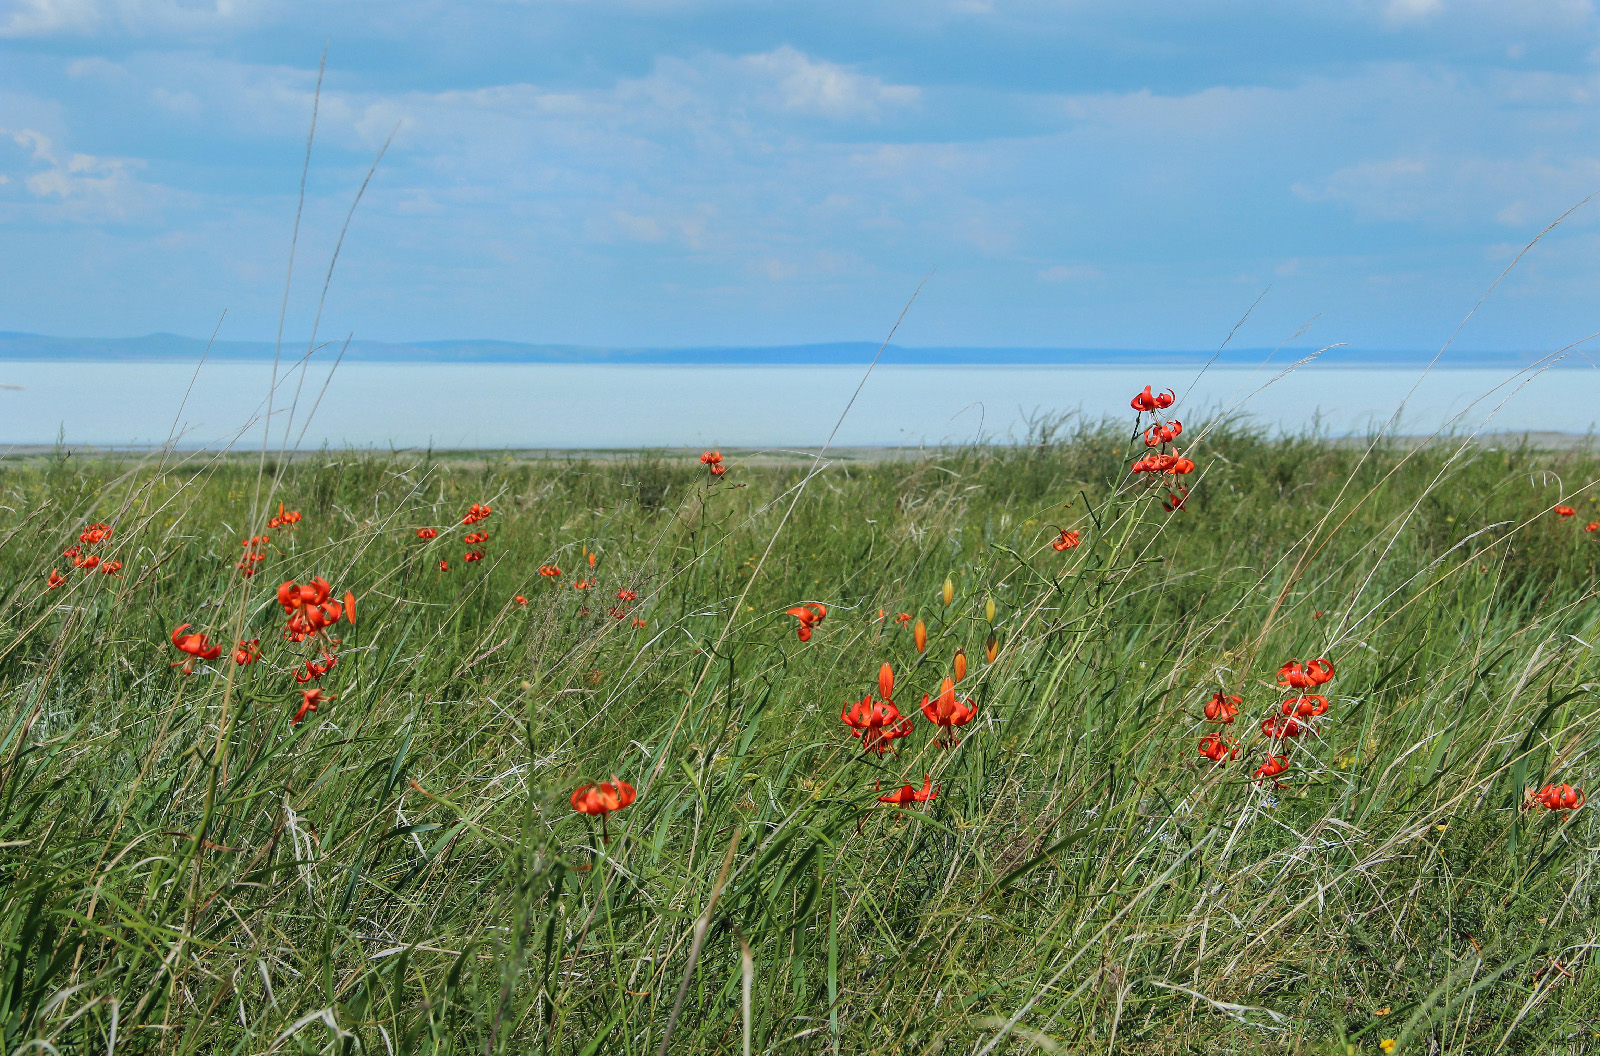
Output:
[4, 0, 1600, 352]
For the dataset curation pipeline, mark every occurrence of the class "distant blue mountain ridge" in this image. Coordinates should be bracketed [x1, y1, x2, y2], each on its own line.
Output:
[0, 331, 1574, 367]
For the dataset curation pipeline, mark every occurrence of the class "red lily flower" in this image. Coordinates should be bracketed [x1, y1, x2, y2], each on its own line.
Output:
[879, 775, 937, 807]
[463, 548, 486, 563]
[416, 527, 438, 539]
[461, 503, 493, 525]
[73, 553, 99, 570]
[786, 602, 827, 642]
[1129, 386, 1176, 412]
[617, 589, 638, 602]
[572, 777, 637, 842]
[232, 639, 261, 666]
[464, 530, 489, 545]
[1204, 692, 1241, 724]
[438, 560, 450, 572]
[1162, 486, 1189, 513]
[1534, 784, 1585, 811]
[1554, 505, 1577, 518]
[170, 623, 224, 673]
[1143, 420, 1183, 446]
[267, 504, 302, 529]
[1260, 715, 1305, 741]
[1281, 694, 1330, 718]
[1587, 522, 1599, 532]
[1197, 732, 1239, 763]
[100, 560, 122, 576]
[62, 545, 81, 559]
[573, 577, 595, 590]
[539, 565, 562, 578]
[294, 650, 338, 683]
[710, 462, 727, 476]
[292, 687, 329, 725]
[1052, 529, 1081, 551]
[894, 612, 913, 626]
[1277, 658, 1334, 688]
[841, 694, 914, 754]
[47, 568, 66, 589]
[514, 595, 528, 606]
[1254, 754, 1290, 786]
[700, 450, 723, 467]
[920, 676, 977, 746]
[79, 522, 113, 545]
[608, 606, 629, 619]
[632, 617, 647, 627]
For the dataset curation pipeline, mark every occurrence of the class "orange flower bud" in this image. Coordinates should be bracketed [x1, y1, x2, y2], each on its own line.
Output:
[942, 577, 954, 606]
[878, 662, 894, 701]
[914, 619, 927, 654]
[985, 634, 998, 664]
[953, 647, 967, 683]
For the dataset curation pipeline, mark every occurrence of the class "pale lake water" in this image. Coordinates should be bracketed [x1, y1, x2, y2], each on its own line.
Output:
[0, 361, 1593, 450]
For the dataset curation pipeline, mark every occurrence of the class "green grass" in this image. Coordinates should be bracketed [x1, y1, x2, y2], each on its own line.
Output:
[2, 421, 1599, 1055]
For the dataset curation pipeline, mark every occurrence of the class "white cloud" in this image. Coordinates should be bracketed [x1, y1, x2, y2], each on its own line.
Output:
[1038, 263, 1100, 282]
[0, 0, 255, 38]
[2, 128, 149, 218]
[734, 46, 921, 119]
[1293, 153, 1600, 225]
[1382, 0, 1445, 24]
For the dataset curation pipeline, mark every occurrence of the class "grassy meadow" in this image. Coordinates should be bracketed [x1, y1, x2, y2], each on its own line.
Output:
[2, 417, 1599, 1054]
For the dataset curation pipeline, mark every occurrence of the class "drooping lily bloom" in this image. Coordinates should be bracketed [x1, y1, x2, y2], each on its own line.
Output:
[632, 617, 647, 627]
[1277, 658, 1334, 688]
[231, 639, 260, 666]
[617, 589, 638, 602]
[439, 559, 450, 572]
[62, 545, 80, 559]
[786, 602, 827, 642]
[514, 595, 528, 605]
[47, 569, 66, 589]
[608, 606, 629, 619]
[1052, 529, 1081, 551]
[1197, 733, 1239, 763]
[700, 450, 723, 468]
[1254, 754, 1290, 785]
[1203, 692, 1242, 724]
[913, 618, 927, 654]
[1534, 784, 1585, 811]
[1129, 386, 1176, 412]
[278, 577, 333, 613]
[464, 530, 489, 545]
[292, 687, 328, 725]
[1281, 695, 1330, 718]
[73, 553, 100, 570]
[1588, 523, 1599, 532]
[1143, 421, 1183, 447]
[1260, 715, 1305, 741]
[416, 527, 438, 539]
[294, 650, 338, 684]
[709, 462, 727, 476]
[920, 676, 977, 745]
[461, 503, 493, 525]
[894, 612, 913, 626]
[571, 777, 637, 842]
[879, 775, 937, 807]
[79, 522, 113, 545]
[952, 648, 967, 683]
[573, 577, 594, 590]
[1554, 505, 1577, 518]
[171, 624, 224, 673]
[841, 695, 914, 754]
[539, 565, 562, 578]
[1162, 486, 1189, 513]
[267, 504, 302, 529]
[463, 548, 486, 563]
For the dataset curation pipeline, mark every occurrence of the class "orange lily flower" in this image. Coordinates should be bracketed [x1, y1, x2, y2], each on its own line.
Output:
[1254, 754, 1290, 787]
[1259, 715, 1305, 741]
[1129, 385, 1176, 412]
[416, 527, 438, 539]
[292, 687, 329, 725]
[573, 577, 595, 590]
[1197, 732, 1239, 763]
[461, 503, 493, 525]
[786, 602, 827, 642]
[463, 548, 485, 563]
[617, 589, 638, 602]
[1052, 529, 1081, 551]
[514, 595, 528, 606]
[1143, 420, 1182, 446]
[1554, 505, 1577, 518]
[232, 639, 260, 666]
[894, 612, 913, 626]
[47, 568, 66, 589]
[879, 775, 937, 807]
[1162, 486, 1189, 513]
[1203, 692, 1241, 724]
[1534, 784, 1585, 811]
[1280, 694, 1330, 718]
[539, 565, 562, 578]
[438, 559, 450, 572]
[572, 777, 637, 842]
[920, 676, 977, 746]
[79, 522, 113, 545]
[841, 694, 914, 755]
[170, 624, 224, 673]
[464, 530, 488, 545]
[1277, 658, 1334, 688]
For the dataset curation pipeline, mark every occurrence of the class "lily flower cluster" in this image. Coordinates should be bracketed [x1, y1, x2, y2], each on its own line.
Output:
[277, 577, 355, 643]
[1551, 503, 1600, 534]
[700, 450, 726, 476]
[266, 504, 302, 529]
[238, 535, 270, 578]
[1129, 385, 1196, 481]
[1196, 657, 1336, 788]
[53, 522, 122, 586]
